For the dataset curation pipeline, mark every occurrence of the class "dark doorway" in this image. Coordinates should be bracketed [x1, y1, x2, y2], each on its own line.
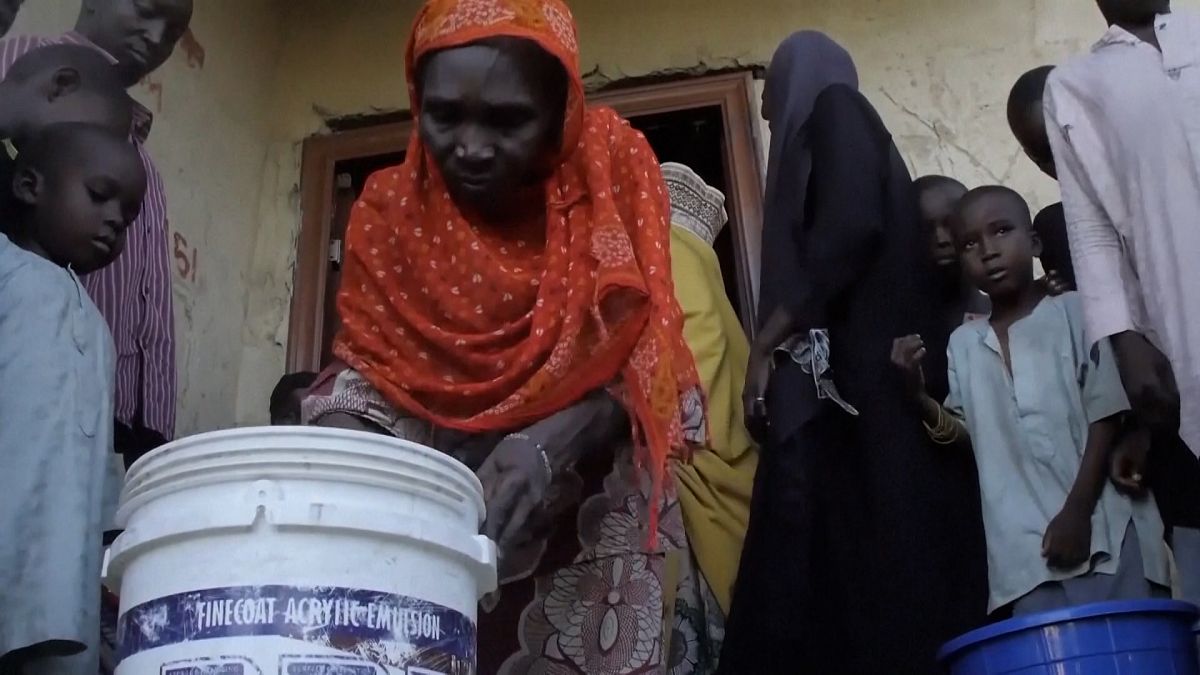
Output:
[627, 105, 744, 321]
[321, 151, 405, 365]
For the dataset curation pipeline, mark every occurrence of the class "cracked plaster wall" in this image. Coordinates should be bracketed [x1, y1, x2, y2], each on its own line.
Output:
[8, 1, 288, 436]
[12, 0, 1197, 433]
[244, 0, 1200, 430]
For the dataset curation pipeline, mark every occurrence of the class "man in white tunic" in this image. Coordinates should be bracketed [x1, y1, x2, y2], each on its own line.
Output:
[1044, 0, 1200, 609]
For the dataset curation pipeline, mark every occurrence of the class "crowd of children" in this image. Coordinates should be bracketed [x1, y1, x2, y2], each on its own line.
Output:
[890, 0, 1200, 639]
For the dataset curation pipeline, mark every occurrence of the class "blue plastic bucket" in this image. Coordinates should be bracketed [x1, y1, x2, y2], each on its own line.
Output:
[938, 600, 1200, 674]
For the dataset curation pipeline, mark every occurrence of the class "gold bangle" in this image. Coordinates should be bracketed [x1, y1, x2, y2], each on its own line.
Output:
[923, 406, 961, 445]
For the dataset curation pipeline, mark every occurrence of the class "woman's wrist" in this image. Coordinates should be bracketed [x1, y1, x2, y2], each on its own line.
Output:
[504, 431, 555, 487]
[511, 391, 622, 473]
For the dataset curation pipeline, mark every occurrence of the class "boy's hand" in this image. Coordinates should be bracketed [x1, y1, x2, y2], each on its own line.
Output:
[1042, 506, 1092, 569]
[1110, 426, 1150, 498]
[1041, 270, 1072, 296]
[890, 335, 927, 401]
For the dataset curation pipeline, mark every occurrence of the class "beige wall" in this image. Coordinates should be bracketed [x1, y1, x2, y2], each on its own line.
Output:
[10, 1, 1195, 432]
[244, 0, 1195, 428]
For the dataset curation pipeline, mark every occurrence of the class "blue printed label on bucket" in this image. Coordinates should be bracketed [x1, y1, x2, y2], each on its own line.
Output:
[117, 585, 476, 675]
[285, 662, 377, 675]
[165, 666, 246, 675]
[160, 656, 261, 675]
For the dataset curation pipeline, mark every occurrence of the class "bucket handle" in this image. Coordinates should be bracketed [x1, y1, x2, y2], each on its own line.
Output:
[107, 504, 498, 595]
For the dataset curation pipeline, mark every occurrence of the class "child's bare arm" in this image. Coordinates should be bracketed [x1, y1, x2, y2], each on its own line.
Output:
[890, 335, 970, 448]
[1067, 416, 1120, 516]
[1043, 415, 1120, 568]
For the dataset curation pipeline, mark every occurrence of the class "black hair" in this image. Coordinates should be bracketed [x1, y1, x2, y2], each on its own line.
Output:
[5, 43, 125, 91]
[1034, 203, 1075, 286]
[2, 44, 133, 142]
[270, 371, 318, 422]
[914, 174, 967, 198]
[1, 121, 134, 224]
[14, 120, 131, 175]
[955, 185, 1033, 229]
[1006, 66, 1053, 132]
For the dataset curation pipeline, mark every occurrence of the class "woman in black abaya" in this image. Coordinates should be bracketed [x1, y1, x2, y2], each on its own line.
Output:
[719, 32, 988, 674]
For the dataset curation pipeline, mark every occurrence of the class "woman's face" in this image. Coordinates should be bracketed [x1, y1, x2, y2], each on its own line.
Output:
[418, 41, 564, 217]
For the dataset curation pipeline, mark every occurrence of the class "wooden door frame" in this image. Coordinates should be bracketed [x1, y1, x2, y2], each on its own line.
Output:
[288, 122, 413, 372]
[287, 71, 764, 372]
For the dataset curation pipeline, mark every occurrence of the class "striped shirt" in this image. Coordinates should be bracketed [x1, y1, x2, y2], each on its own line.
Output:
[0, 32, 176, 440]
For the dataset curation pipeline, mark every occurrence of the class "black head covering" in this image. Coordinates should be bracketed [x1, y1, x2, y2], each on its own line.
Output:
[758, 31, 859, 321]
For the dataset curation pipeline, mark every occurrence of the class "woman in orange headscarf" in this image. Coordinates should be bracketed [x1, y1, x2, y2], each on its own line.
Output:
[302, 0, 722, 672]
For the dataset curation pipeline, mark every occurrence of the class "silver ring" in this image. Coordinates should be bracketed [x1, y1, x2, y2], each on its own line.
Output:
[538, 447, 553, 488]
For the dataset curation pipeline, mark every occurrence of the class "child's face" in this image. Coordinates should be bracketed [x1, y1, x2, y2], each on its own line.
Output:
[28, 140, 146, 274]
[953, 196, 1040, 299]
[918, 185, 965, 270]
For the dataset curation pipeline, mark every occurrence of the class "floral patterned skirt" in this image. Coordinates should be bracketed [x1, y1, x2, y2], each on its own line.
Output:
[304, 366, 725, 674]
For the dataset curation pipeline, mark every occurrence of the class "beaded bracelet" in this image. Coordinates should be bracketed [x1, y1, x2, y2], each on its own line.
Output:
[922, 405, 962, 445]
[505, 432, 554, 487]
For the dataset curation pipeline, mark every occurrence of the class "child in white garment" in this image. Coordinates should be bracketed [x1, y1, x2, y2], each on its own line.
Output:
[0, 122, 145, 675]
[892, 186, 1170, 616]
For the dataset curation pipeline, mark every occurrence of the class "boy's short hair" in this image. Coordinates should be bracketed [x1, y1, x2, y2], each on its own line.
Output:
[954, 185, 1034, 230]
[1007, 66, 1054, 128]
[3, 44, 133, 142]
[5, 43, 121, 87]
[1007, 66, 1056, 175]
[913, 174, 967, 197]
[13, 120, 130, 175]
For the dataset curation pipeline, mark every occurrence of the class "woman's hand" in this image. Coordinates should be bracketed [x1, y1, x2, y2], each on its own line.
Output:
[743, 306, 800, 443]
[743, 348, 773, 443]
[1112, 331, 1181, 436]
[478, 434, 553, 553]
[1042, 505, 1092, 569]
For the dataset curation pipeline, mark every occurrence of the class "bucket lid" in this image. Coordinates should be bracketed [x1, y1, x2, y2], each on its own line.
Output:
[938, 599, 1200, 662]
[120, 426, 486, 524]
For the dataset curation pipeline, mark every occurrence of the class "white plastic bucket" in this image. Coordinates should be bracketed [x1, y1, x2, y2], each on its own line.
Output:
[105, 426, 497, 675]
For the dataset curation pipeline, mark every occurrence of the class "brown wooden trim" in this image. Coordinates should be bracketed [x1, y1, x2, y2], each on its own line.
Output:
[287, 121, 413, 372]
[287, 72, 764, 371]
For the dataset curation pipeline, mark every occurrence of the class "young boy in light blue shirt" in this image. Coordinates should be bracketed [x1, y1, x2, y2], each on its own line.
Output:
[891, 186, 1170, 615]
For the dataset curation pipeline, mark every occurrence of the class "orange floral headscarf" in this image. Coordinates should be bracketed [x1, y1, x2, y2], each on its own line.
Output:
[333, 0, 701, 525]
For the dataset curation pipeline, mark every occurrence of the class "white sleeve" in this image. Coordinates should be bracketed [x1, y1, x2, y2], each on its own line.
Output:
[1044, 76, 1144, 344]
